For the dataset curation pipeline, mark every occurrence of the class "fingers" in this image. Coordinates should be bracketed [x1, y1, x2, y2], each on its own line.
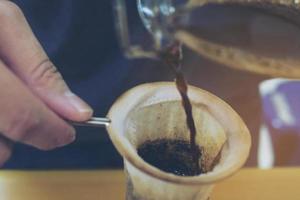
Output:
[0, 136, 12, 167]
[0, 1, 92, 122]
[0, 60, 76, 150]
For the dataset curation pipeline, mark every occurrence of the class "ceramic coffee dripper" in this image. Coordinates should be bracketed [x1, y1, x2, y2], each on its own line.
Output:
[83, 82, 251, 200]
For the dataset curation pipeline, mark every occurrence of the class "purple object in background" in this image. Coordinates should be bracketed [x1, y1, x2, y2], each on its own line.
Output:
[260, 79, 300, 131]
[259, 78, 300, 166]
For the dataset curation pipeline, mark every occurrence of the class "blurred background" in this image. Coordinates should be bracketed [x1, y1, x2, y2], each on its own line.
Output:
[4, 0, 300, 170]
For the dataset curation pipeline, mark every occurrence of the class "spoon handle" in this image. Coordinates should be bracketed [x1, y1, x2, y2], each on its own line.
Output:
[70, 117, 111, 128]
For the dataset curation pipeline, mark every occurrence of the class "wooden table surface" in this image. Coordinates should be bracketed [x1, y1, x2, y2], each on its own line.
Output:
[0, 168, 299, 200]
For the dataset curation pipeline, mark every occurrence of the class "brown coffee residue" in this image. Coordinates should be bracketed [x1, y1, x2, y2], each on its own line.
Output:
[137, 139, 203, 176]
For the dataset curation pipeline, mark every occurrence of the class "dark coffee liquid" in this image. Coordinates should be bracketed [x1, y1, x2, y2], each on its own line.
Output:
[137, 139, 202, 176]
[160, 42, 201, 175]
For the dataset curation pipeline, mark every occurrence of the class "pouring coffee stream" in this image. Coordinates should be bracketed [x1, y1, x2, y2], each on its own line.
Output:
[160, 42, 201, 174]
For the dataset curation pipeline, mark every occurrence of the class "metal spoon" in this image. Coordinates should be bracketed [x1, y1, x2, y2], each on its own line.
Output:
[70, 117, 111, 128]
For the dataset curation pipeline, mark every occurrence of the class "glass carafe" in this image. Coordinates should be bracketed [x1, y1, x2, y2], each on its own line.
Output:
[114, 0, 300, 78]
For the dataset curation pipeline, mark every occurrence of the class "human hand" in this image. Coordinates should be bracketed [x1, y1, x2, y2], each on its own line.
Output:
[0, 1, 93, 166]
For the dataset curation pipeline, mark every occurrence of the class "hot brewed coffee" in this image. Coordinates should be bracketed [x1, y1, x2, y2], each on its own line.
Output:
[137, 139, 203, 176]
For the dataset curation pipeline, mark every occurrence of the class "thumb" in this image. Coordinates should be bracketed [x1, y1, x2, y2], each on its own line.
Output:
[0, 1, 93, 121]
